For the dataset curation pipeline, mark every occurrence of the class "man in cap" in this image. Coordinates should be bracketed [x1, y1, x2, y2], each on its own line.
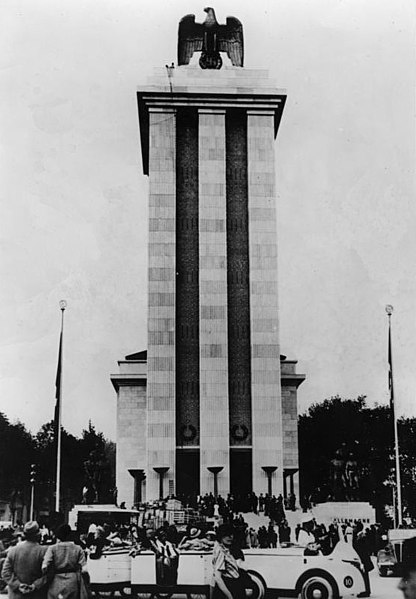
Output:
[1, 521, 47, 599]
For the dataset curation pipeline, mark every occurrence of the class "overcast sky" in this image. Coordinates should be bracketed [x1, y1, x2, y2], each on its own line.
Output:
[1, 0, 415, 440]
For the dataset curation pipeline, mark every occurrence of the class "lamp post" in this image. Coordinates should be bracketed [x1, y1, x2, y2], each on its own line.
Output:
[207, 467, 223, 498]
[262, 466, 277, 496]
[153, 467, 169, 500]
[386, 304, 402, 527]
[55, 300, 67, 513]
[383, 475, 397, 529]
[29, 464, 36, 521]
[129, 469, 146, 506]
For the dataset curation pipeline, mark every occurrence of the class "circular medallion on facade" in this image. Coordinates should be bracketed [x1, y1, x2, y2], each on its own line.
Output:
[180, 424, 197, 441]
[231, 424, 249, 441]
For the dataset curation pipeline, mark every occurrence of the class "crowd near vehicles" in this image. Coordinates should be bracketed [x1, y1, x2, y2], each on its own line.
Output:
[69, 503, 202, 535]
[68, 505, 142, 534]
[87, 542, 366, 599]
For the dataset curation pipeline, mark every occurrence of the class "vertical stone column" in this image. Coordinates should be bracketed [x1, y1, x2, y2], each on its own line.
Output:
[293, 471, 300, 503]
[146, 107, 176, 500]
[198, 109, 230, 496]
[111, 358, 147, 504]
[247, 110, 283, 495]
[116, 384, 146, 507]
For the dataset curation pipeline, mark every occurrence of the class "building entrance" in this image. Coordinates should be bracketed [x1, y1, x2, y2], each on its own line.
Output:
[176, 449, 200, 498]
[230, 448, 252, 496]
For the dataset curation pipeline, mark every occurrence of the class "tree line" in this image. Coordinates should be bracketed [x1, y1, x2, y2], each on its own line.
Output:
[1, 395, 415, 521]
[299, 395, 416, 518]
[0, 413, 115, 518]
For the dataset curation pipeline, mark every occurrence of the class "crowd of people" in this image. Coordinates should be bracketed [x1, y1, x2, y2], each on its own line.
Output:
[0, 515, 318, 599]
[172, 491, 296, 519]
[293, 516, 389, 557]
[0, 504, 412, 599]
[0, 521, 89, 599]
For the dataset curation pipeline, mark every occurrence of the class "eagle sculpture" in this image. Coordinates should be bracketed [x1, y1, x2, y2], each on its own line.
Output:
[178, 7, 243, 70]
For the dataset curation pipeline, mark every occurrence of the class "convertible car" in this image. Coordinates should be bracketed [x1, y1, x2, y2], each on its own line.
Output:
[88, 540, 366, 599]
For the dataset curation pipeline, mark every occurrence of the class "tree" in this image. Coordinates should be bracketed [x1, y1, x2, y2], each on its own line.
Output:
[0, 413, 37, 508]
[0, 413, 116, 518]
[299, 395, 416, 518]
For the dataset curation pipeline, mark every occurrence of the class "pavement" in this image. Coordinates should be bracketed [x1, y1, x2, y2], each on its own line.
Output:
[0, 573, 404, 598]
[369, 568, 402, 599]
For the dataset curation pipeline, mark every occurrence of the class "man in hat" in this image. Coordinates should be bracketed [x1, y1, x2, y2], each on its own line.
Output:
[297, 515, 316, 547]
[178, 527, 201, 550]
[1, 521, 47, 599]
[353, 523, 373, 598]
[179, 529, 215, 552]
[151, 528, 179, 586]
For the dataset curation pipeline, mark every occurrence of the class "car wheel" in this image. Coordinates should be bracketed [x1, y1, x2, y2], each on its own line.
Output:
[300, 575, 337, 599]
[245, 570, 266, 599]
[378, 566, 388, 577]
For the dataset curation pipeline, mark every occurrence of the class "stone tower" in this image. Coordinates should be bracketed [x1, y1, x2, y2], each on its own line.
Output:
[111, 10, 305, 503]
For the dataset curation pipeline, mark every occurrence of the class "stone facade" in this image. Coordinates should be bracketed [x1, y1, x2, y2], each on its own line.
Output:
[281, 358, 306, 501]
[112, 353, 305, 505]
[198, 109, 230, 497]
[145, 107, 177, 501]
[112, 355, 147, 506]
[112, 65, 306, 503]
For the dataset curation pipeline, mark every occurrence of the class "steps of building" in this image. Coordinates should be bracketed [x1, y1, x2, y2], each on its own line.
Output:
[240, 508, 304, 543]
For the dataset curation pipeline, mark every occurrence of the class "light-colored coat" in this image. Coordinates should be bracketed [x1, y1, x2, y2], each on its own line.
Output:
[42, 541, 86, 599]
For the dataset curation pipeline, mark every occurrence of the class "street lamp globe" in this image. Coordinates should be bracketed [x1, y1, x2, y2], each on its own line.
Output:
[59, 300, 67, 311]
[385, 305, 394, 316]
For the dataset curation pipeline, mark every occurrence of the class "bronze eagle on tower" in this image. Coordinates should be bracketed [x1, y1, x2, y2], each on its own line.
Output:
[178, 7, 244, 70]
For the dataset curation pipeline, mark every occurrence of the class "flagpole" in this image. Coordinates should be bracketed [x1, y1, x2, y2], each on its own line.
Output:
[386, 304, 402, 527]
[55, 300, 67, 513]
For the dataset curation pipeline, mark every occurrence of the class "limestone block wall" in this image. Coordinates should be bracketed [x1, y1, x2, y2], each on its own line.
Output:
[282, 386, 299, 470]
[116, 382, 146, 507]
[248, 111, 283, 494]
[281, 359, 305, 501]
[137, 66, 288, 499]
[198, 109, 230, 495]
[146, 108, 177, 499]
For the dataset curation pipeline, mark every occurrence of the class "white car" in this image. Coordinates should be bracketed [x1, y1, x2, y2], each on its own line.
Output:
[244, 543, 366, 599]
[88, 541, 366, 599]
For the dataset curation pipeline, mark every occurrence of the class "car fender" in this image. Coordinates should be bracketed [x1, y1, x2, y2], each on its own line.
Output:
[246, 569, 267, 591]
[295, 568, 339, 597]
